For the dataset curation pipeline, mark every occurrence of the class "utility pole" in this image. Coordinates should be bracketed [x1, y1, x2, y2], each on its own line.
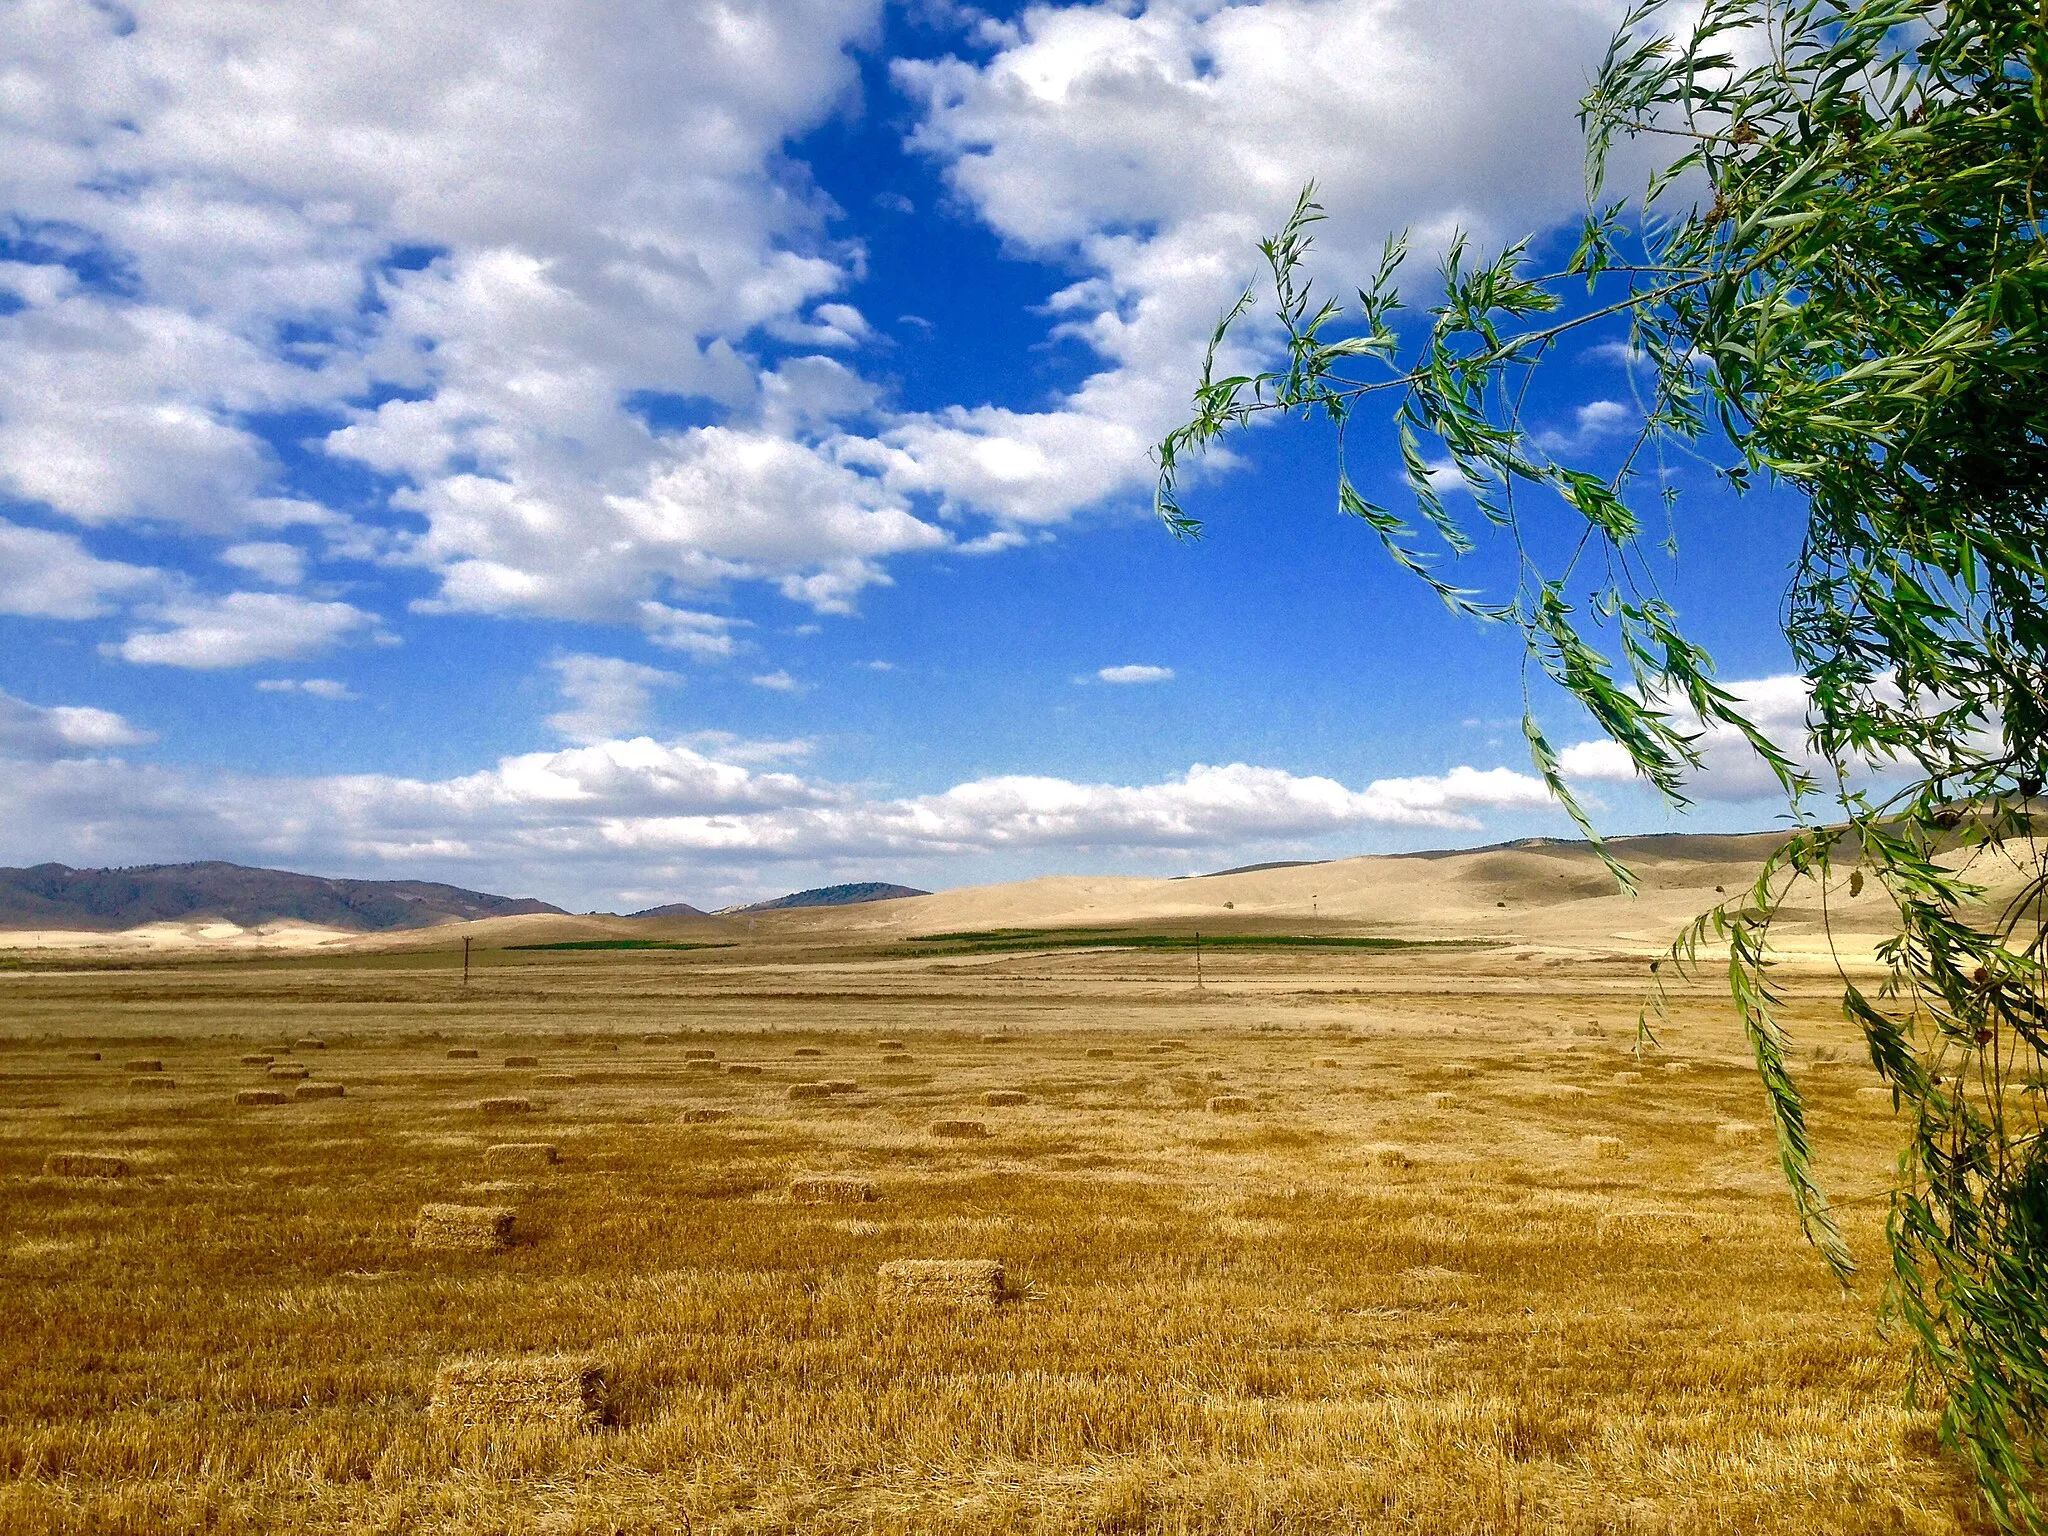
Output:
[463, 935, 471, 986]
[1194, 930, 1203, 991]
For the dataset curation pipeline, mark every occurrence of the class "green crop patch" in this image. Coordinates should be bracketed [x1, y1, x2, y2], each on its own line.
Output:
[504, 940, 733, 952]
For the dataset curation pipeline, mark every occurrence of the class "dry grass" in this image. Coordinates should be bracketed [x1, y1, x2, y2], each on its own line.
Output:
[483, 1143, 557, 1171]
[981, 1089, 1028, 1106]
[475, 1096, 532, 1115]
[791, 1174, 877, 1205]
[1207, 1094, 1253, 1113]
[929, 1118, 989, 1138]
[0, 936, 1991, 1534]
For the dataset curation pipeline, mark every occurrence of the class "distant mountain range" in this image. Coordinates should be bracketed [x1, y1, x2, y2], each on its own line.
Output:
[730, 882, 930, 914]
[0, 861, 565, 932]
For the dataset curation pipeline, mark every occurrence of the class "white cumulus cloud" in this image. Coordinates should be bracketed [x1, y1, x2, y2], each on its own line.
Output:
[546, 654, 681, 744]
[110, 592, 379, 669]
[0, 519, 158, 619]
[1097, 664, 1175, 684]
[0, 688, 155, 759]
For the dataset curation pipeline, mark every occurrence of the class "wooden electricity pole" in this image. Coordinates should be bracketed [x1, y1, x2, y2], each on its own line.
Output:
[463, 936, 471, 986]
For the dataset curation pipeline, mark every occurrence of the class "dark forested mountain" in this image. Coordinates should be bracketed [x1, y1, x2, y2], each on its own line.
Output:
[0, 861, 564, 932]
[738, 882, 929, 913]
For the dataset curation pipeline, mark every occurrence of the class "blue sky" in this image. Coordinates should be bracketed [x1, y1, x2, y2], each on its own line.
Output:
[0, 0, 1819, 910]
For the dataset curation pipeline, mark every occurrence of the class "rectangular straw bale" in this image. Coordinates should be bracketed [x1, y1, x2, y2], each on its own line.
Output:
[791, 1174, 875, 1204]
[295, 1082, 345, 1101]
[240, 1054, 274, 1066]
[70, 1051, 102, 1061]
[793, 1046, 825, 1058]
[1364, 1142, 1413, 1169]
[125, 1058, 163, 1072]
[978, 1033, 1010, 1044]
[235, 1088, 289, 1106]
[876, 1039, 905, 1050]
[430, 1354, 608, 1430]
[1206, 1095, 1253, 1113]
[929, 1118, 989, 1138]
[882, 1053, 912, 1064]
[44, 1151, 130, 1178]
[980, 1089, 1027, 1106]
[446, 1047, 479, 1059]
[685, 1060, 719, 1073]
[1582, 1135, 1627, 1160]
[1663, 1062, 1692, 1074]
[1086, 1048, 1114, 1059]
[1314, 1057, 1340, 1068]
[504, 1055, 540, 1068]
[485, 1143, 558, 1170]
[787, 1082, 831, 1101]
[129, 1075, 175, 1090]
[640, 1033, 668, 1044]
[533, 1071, 576, 1085]
[477, 1097, 534, 1115]
[723, 1063, 763, 1076]
[1613, 1071, 1643, 1085]
[294, 1037, 327, 1050]
[414, 1203, 516, 1252]
[1714, 1121, 1765, 1146]
[269, 1064, 311, 1080]
[877, 1258, 1003, 1307]
[820, 1078, 859, 1094]
[682, 1107, 731, 1124]
[1160, 1038, 1188, 1049]
[683, 1049, 716, 1060]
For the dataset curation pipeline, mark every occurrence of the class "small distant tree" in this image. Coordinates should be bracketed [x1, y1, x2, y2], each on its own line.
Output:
[1156, 0, 2048, 1522]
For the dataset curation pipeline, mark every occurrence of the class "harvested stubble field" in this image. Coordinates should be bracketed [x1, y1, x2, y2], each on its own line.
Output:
[0, 935, 1989, 1534]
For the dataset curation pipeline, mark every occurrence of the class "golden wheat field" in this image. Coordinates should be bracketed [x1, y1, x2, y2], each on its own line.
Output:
[0, 933, 1992, 1534]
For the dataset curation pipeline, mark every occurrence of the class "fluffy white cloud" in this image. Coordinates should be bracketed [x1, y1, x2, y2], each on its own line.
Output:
[882, 0, 1634, 524]
[751, 669, 805, 693]
[1097, 664, 1174, 684]
[546, 654, 680, 744]
[221, 542, 307, 587]
[0, 689, 155, 759]
[0, 518, 158, 618]
[255, 677, 359, 700]
[110, 591, 379, 669]
[1557, 673, 1900, 803]
[0, 719, 1562, 901]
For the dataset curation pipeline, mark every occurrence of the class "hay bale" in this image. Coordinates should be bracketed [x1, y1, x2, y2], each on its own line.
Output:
[504, 1055, 540, 1068]
[685, 1060, 719, 1073]
[533, 1071, 576, 1086]
[876, 1039, 905, 1050]
[414, 1203, 516, 1252]
[125, 1058, 163, 1073]
[239, 1054, 274, 1066]
[295, 1036, 327, 1050]
[269, 1064, 311, 1080]
[821, 1079, 859, 1094]
[477, 1097, 534, 1115]
[1203, 1069, 1226, 1082]
[882, 1053, 912, 1064]
[681, 1107, 731, 1124]
[43, 1151, 130, 1178]
[793, 1047, 825, 1058]
[1207, 1094, 1253, 1114]
[1614, 1071, 1642, 1086]
[981, 1089, 1027, 1106]
[485, 1143, 558, 1170]
[1161, 1038, 1188, 1049]
[295, 1082, 345, 1101]
[978, 1033, 1010, 1044]
[1715, 1121, 1765, 1146]
[723, 1063, 763, 1076]
[683, 1048, 716, 1061]
[69, 1051, 102, 1061]
[129, 1075, 175, 1091]
[1662, 1062, 1692, 1074]
[640, 1033, 667, 1044]
[1363, 1142, 1412, 1169]
[1425, 1091, 1456, 1110]
[929, 1118, 989, 1138]
[446, 1047, 479, 1060]
[430, 1354, 608, 1430]
[1086, 1048, 1114, 1059]
[1583, 1135, 1627, 1160]
[791, 1174, 875, 1204]
[235, 1088, 289, 1106]
[788, 1083, 832, 1101]
[877, 1258, 1003, 1307]
[1314, 1057, 1340, 1068]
